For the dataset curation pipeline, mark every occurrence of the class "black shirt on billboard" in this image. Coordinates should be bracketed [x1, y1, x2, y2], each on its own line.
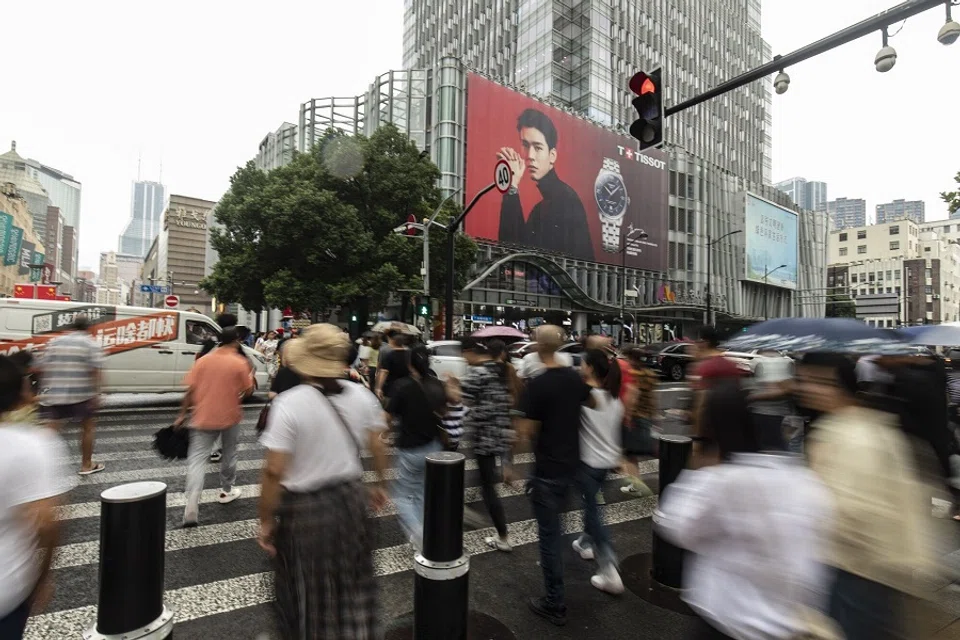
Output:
[498, 169, 594, 261]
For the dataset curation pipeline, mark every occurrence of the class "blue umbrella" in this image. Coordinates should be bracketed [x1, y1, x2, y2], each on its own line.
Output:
[722, 318, 911, 355]
[896, 323, 960, 347]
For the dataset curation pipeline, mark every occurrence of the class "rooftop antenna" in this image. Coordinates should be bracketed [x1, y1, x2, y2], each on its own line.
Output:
[158, 157, 163, 184]
[137, 152, 142, 181]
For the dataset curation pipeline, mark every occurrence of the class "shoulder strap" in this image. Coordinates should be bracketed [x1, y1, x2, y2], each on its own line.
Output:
[308, 383, 362, 457]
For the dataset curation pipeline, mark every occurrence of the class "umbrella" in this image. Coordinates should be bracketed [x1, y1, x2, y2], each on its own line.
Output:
[371, 321, 421, 336]
[722, 318, 912, 355]
[896, 323, 960, 347]
[471, 325, 526, 339]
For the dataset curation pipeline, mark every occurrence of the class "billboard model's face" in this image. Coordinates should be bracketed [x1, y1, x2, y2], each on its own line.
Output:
[520, 127, 556, 182]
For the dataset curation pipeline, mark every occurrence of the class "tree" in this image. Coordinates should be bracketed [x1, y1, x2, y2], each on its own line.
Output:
[825, 293, 856, 318]
[941, 171, 960, 218]
[203, 125, 478, 318]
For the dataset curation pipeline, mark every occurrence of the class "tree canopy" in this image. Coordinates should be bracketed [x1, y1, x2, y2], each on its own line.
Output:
[203, 125, 478, 317]
[941, 171, 960, 218]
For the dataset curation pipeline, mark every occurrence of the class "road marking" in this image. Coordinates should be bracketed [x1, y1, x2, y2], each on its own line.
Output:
[29, 495, 658, 638]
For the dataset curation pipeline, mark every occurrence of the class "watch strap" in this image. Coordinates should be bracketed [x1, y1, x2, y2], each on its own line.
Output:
[602, 218, 622, 252]
[601, 158, 621, 174]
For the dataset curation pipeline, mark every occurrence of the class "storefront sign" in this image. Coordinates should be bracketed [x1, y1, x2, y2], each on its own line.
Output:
[505, 298, 536, 307]
[0, 212, 13, 257]
[3, 226, 23, 266]
[170, 206, 208, 230]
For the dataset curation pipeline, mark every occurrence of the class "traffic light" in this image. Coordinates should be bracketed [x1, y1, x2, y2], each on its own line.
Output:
[415, 297, 431, 317]
[405, 214, 417, 236]
[629, 68, 664, 150]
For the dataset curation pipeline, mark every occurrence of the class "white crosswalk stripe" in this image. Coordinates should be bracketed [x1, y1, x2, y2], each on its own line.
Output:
[25, 408, 661, 639]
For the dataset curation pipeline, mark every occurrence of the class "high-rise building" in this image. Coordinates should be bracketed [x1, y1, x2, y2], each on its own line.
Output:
[119, 181, 166, 257]
[23, 156, 81, 289]
[45, 206, 65, 278]
[0, 142, 50, 241]
[402, 0, 772, 184]
[254, 122, 298, 172]
[824, 197, 867, 231]
[774, 177, 828, 212]
[876, 199, 925, 225]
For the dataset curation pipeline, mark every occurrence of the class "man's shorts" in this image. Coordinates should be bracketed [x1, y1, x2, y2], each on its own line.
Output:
[40, 400, 95, 422]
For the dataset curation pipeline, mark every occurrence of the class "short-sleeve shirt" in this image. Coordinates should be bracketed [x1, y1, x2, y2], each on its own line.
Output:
[387, 377, 442, 449]
[519, 351, 573, 379]
[183, 346, 253, 429]
[381, 349, 410, 398]
[518, 366, 592, 478]
[38, 330, 105, 406]
[260, 382, 384, 492]
[692, 355, 741, 391]
[0, 426, 74, 617]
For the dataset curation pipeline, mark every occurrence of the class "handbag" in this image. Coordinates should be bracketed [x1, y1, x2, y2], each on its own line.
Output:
[255, 401, 272, 435]
[153, 425, 189, 461]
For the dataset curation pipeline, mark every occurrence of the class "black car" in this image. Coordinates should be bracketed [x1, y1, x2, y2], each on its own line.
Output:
[642, 342, 696, 381]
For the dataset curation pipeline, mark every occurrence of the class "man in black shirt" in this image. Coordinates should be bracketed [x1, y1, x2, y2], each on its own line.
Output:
[516, 325, 593, 626]
[497, 109, 593, 260]
[375, 330, 409, 402]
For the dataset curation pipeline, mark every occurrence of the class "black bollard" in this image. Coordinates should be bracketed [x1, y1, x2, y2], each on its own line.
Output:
[413, 452, 468, 640]
[651, 435, 692, 589]
[84, 481, 173, 640]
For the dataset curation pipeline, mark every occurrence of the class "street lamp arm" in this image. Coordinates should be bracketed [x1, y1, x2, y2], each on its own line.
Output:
[708, 229, 743, 247]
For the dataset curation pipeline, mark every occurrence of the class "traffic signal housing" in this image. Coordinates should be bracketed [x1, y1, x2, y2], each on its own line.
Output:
[415, 297, 431, 317]
[629, 68, 664, 151]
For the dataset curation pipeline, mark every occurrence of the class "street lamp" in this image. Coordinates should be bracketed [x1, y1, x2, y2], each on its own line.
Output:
[620, 226, 648, 345]
[706, 229, 743, 327]
[423, 188, 461, 296]
[763, 264, 788, 321]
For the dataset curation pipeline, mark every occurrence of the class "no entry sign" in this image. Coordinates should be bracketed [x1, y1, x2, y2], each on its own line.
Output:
[164, 295, 180, 309]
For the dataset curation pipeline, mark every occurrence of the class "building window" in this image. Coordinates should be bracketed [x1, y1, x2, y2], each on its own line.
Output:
[945, 225, 952, 233]
[869, 288, 876, 295]
[925, 285, 933, 294]
[839, 232, 848, 242]
[926, 302, 934, 312]
[858, 245, 867, 254]
[890, 225, 900, 235]
[886, 287, 893, 294]
[886, 320, 894, 327]
[885, 270, 892, 280]
[851, 273, 858, 283]
[924, 246, 931, 252]
[895, 286, 901, 294]
[868, 273, 876, 282]
[839, 247, 848, 256]
[889, 241, 899, 250]
[895, 270, 901, 280]
[877, 271, 884, 280]
[857, 230, 867, 239]
[926, 268, 932, 278]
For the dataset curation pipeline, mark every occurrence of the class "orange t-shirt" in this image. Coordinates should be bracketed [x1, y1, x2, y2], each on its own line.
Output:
[183, 347, 253, 429]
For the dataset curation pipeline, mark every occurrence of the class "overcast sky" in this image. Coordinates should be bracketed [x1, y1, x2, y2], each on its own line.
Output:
[0, 0, 956, 272]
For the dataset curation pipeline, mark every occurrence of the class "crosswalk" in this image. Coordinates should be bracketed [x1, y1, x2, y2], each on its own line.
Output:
[25, 406, 661, 639]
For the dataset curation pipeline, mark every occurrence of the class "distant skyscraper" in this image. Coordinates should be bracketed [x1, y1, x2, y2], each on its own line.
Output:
[119, 181, 166, 257]
[824, 197, 867, 231]
[774, 177, 828, 211]
[876, 199, 925, 225]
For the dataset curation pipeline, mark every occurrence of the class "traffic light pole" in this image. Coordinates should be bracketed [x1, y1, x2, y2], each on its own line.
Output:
[664, 0, 946, 119]
[445, 183, 498, 340]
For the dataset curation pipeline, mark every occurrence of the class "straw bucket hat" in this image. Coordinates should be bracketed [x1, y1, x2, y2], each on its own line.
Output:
[283, 323, 349, 379]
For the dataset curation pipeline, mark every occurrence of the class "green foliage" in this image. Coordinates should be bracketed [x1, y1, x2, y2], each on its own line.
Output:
[941, 171, 960, 218]
[202, 125, 478, 315]
[825, 293, 856, 318]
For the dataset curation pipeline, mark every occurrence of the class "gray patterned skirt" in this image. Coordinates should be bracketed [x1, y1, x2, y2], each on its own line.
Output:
[274, 480, 380, 639]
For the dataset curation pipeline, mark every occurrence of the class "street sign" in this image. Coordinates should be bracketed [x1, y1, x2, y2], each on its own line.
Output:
[164, 295, 180, 309]
[140, 284, 169, 294]
[494, 159, 513, 194]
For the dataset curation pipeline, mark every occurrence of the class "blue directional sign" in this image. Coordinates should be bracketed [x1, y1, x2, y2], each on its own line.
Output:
[139, 284, 169, 294]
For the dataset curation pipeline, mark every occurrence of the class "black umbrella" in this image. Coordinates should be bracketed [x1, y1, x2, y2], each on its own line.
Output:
[722, 317, 911, 355]
[153, 425, 189, 461]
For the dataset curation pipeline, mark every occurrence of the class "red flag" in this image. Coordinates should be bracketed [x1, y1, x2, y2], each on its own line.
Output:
[13, 284, 35, 299]
[36, 285, 57, 300]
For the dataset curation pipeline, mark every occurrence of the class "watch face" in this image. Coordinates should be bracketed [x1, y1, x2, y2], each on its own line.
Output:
[595, 173, 628, 218]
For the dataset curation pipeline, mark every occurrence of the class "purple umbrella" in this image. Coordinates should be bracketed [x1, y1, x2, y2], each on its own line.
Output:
[471, 325, 526, 339]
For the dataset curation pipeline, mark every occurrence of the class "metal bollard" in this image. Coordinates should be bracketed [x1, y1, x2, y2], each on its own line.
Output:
[84, 481, 173, 640]
[651, 435, 692, 589]
[413, 452, 468, 640]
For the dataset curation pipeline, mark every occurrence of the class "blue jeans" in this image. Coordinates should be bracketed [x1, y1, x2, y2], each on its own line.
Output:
[0, 597, 30, 639]
[529, 475, 575, 610]
[575, 463, 617, 571]
[829, 568, 909, 640]
[393, 440, 444, 548]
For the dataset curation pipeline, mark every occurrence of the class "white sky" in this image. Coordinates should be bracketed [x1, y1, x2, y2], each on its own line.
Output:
[0, 0, 956, 272]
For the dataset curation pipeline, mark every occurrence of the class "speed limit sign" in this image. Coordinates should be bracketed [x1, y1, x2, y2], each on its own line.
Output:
[494, 159, 513, 194]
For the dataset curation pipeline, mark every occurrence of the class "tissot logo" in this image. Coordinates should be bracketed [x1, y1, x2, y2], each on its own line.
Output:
[616, 145, 666, 170]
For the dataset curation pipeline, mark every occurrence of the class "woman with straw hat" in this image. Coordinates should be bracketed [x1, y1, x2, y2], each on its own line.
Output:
[257, 324, 391, 639]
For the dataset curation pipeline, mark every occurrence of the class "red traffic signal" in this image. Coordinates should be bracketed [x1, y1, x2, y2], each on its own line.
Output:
[629, 68, 664, 150]
[405, 213, 417, 236]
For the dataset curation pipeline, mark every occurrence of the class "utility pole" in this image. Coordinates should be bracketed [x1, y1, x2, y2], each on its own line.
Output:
[706, 230, 742, 327]
[620, 227, 647, 345]
[445, 184, 498, 339]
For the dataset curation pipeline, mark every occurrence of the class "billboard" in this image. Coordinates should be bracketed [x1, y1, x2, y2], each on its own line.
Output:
[745, 193, 798, 290]
[4, 226, 23, 267]
[463, 74, 668, 270]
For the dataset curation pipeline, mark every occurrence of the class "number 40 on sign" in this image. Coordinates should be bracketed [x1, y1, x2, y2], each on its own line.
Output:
[494, 159, 513, 194]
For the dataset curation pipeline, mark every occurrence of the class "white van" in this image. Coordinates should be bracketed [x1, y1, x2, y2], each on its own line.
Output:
[0, 299, 270, 394]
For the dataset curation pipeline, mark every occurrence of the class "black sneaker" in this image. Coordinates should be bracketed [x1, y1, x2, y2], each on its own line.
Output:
[527, 597, 566, 626]
[209, 450, 222, 462]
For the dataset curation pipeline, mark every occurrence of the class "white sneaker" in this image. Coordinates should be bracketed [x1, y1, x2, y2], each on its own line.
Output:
[485, 536, 513, 552]
[572, 536, 595, 561]
[590, 566, 625, 595]
[217, 487, 241, 504]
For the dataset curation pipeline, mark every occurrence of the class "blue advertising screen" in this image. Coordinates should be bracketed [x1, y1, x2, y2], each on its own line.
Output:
[745, 193, 798, 290]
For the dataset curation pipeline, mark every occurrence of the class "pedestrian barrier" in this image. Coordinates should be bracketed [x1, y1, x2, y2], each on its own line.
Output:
[414, 452, 469, 639]
[83, 481, 173, 640]
[651, 435, 692, 589]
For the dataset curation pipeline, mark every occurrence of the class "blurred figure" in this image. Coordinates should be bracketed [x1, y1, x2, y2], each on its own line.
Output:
[487, 339, 522, 406]
[175, 327, 255, 527]
[747, 350, 795, 452]
[690, 325, 741, 467]
[366, 335, 381, 389]
[518, 330, 573, 380]
[440, 375, 465, 451]
[0, 355, 74, 637]
[257, 324, 390, 639]
[799, 352, 932, 640]
[620, 346, 657, 495]
[658, 378, 834, 640]
[460, 338, 514, 551]
[37, 314, 105, 475]
[515, 325, 595, 626]
[5, 351, 39, 425]
[257, 331, 280, 380]
[268, 346, 302, 401]
[375, 330, 409, 403]
[572, 348, 626, 594]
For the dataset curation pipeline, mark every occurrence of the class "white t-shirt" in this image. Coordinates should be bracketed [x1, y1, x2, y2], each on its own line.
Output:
[580, 389, 624, 470]
[519, 351, 573, 379]
[260, 382, 385, 492]
[0, 425, 74, 617]
[358, 345, 372, 362]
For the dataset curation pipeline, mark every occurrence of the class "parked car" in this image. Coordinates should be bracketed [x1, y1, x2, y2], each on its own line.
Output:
[642, 342, 696, 381]
[722, 349, 793, 376]
[426, 340, 467, 380]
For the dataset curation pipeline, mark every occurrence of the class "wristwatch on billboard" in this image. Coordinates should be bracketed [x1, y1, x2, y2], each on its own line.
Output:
[594, 158, 630, 252]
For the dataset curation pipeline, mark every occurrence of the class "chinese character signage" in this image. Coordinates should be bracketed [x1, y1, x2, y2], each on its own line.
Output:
[744, 193, 799, 291]
[0, 212, 12, 257]
[31, 305, 118, 335]
[18, 240, 34, 275]
[29, 251, 44, 283]
[4, 226, 23, 266]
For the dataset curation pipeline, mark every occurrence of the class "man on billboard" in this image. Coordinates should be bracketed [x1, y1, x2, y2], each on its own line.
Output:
[497, 109, 594, 260]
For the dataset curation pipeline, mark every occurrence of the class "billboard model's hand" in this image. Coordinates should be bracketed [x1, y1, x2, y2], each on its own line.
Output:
[497, 147, 524, 190]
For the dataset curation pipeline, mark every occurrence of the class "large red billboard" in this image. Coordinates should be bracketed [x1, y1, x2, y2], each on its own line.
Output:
[464, 74, 668, 270]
